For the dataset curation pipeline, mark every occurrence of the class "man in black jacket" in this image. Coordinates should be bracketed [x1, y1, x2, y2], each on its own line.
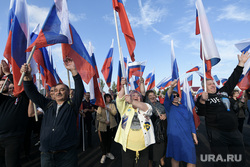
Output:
[21, 57, 84, 167]
[196, 51, 250, 167]
[0, 60, 30, 167]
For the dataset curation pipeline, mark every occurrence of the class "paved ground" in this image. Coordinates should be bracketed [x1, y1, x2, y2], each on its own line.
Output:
[21, 117, 250, 167]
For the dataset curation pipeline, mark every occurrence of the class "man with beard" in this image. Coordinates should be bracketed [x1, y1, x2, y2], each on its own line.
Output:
[0, 60, 30, 167]
[21, 57, 84, 167]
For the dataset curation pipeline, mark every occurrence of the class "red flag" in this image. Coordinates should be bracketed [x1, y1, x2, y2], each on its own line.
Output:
[113, 0, 136, 61]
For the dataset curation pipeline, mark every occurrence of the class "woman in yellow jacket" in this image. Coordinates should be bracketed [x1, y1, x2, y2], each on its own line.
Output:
[97, 93, 117, 164]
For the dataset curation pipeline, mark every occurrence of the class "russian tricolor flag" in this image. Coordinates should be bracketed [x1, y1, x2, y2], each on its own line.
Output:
[186, 66, 200, 73]
[30, 25, 58, 88]
[117, 57, 127, 92]
[221, 78, 227, 86]
[213, 75, 220, 85]
[62, 24, 96, 84]
[171, 40, 181, 97]
[130, 76, 140, 92]
[26, 0, 72, 52]
[196, 0, 220, 80]
[4, 0, 29, 96]
[112, 0, 136, 61]
[181, 77, 200, 129]
[127, 61, 146, 79]
[88, 43, 105, 108]
[101, 39, 114, 88]
[145, 69, 154, 85]
[146, 69, 155, 91]
[156, 76, 172, 90]
[235, 39, 250, 90]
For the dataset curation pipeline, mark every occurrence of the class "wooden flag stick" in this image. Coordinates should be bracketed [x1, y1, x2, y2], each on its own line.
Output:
[18, 45, 37, 86]
[0, 77, 8, 93]
[67, 70, 71, 89]
[33, 103, 38, 122]
[113, 10, 129, 94]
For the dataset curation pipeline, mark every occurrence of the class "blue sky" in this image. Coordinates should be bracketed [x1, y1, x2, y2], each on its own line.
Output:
[0, 0, 250, 92]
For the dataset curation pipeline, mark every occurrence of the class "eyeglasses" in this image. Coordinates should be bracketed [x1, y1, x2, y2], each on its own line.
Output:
[173, 94, 179, 98]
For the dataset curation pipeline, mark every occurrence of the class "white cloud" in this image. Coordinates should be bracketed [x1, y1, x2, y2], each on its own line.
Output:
[28, 5, 86, 30]
[217, 5, 250, 21]
[216, 39, 239, 60]
[69, 13, 86, 22]
[28, 5, 49, 29]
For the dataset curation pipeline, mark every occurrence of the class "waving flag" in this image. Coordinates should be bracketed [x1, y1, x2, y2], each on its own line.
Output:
[187, 74, 193, 87]
[235, 39, 250, 53]
[235, 40, 250, 90]
[117, 57, 127, 92]
[145, 69, 154, 85]
[26, 0, 72, 52]
[101, 39, 114, 88]
[130, 76, 140, 92]
[47, 47, 62, 84]
[171, 40, 181, 97]
[147, 69, 155, 91]
[196, 0, 220, 80]
[156, 76, 172, 90]
[127, 61, 146, 79]
[3, 0, 29, 96]
[8, 0, 16, 31]
[62, 24, 95, 84]
[112, 0, 136, 61]
[186, 66, 200, 73]
[181, 77, 200, 129]
[213, 75, 220, 85]
[221, 78, 227, 86]
[30, 25, 58, 88]
[88, 43, 105, 108]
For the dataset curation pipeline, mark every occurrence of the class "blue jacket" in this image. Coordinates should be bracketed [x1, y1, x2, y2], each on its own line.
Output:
[24, 74, 84, 152]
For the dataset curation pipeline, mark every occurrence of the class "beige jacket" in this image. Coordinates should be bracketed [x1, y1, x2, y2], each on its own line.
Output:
[97, 103, 117, 132]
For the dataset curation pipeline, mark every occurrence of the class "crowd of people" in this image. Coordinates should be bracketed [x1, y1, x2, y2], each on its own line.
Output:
[0, 51, 250, 167]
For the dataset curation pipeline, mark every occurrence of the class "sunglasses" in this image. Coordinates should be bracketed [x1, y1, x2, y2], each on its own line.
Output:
[173, 94, 179, 98]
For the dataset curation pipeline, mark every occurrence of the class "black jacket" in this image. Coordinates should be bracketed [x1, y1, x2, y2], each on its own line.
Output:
[0, 74, 29, 139]
[23, 74, 84, 152]
[196, 65, 243, 131]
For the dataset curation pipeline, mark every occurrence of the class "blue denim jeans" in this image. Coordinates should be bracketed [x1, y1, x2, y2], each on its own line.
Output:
[41, 146, 78, 167]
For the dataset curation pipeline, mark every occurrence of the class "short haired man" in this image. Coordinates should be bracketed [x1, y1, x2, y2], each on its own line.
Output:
[21, 57, 84, 167]
[196, 51, 250, 167]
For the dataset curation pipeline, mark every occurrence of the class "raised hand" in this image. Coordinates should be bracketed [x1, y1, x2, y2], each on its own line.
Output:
[1, 60, 11, 75]
[63, 57, 77, 76]
[238, 51, 250, 67]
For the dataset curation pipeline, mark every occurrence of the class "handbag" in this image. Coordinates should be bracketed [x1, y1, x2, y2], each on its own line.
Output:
[154, 118, 166, 143]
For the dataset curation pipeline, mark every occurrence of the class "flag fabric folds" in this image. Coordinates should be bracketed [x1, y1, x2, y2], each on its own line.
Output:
[127, 61, 146, 79]
[101, 39, 114, 88]
[221, 78, 227, 86]
[30, 25, 59, 88]
[235, 39, 250, 53]
[145, 69, 154, 85]
[186, 66, 200, 73]
[235, 40, 250, 90]
[88, 43, 105, 108]
[62, 24, 96, 84]
[181, 77, 200, 129]
[171, 40, 181, 97]
[112, 0, 136, 61]
[117, 57, 127, 92]
[196, 0, 220, 80]
[147, 69, 155, 91]
[213, 75, 220, 85]
[26, 0, 72, 52]
[156, 76, 172, 90]
[4, 0, 29, 96]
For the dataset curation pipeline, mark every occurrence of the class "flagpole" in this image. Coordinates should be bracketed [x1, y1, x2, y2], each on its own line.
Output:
[0, 77, 9, 93]
[201, 42, 207, 92]
[18, 45, 37, 86]
[67, 70, 71, 89]
[38, 72, 41, 93]
[176, 72, 186, 81]
[113, 10, 129, 95]
[33, 103, 38, 122]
